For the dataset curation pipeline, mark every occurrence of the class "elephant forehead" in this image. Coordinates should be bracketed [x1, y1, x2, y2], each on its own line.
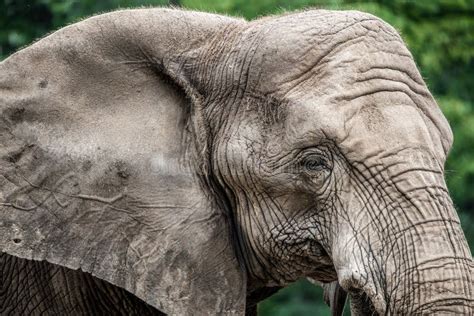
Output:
[247, 10, 404, 95]
[241, 10, 452, 158]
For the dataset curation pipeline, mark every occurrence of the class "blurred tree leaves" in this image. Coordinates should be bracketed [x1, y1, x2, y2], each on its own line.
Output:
[1, 0, 52, 56]
[0, 1, 473, 315]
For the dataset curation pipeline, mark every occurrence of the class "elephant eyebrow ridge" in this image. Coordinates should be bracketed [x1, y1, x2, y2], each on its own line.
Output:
[244, 94, 288, 126]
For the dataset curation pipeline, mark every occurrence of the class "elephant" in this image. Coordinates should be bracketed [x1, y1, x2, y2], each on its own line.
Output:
[0, 7, 472, 315]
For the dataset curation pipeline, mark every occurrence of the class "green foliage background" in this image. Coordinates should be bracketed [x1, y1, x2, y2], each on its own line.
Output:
[1, 1, 472, 315]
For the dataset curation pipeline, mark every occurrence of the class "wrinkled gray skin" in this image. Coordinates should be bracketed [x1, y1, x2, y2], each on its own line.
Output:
[0, 8, 472, 315]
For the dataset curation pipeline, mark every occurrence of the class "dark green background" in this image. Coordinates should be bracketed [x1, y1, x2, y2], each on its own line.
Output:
[1, 1, 472, 315]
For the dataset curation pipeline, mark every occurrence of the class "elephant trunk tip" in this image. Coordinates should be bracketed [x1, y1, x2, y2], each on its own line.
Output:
[337, 268, 386, 315]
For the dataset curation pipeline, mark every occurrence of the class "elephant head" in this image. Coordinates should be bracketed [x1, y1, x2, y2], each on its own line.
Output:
[0, 8, 472, 315]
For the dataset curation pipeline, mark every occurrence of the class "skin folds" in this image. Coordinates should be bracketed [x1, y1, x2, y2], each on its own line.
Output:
[0, 8, 472, 315]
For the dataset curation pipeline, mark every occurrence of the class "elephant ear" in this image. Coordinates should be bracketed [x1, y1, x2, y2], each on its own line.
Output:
[0, 9, 246, 315]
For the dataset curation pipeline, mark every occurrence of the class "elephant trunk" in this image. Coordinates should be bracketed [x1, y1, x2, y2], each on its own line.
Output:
[332, 164, 473, 315]
[389, 209, 473, 314]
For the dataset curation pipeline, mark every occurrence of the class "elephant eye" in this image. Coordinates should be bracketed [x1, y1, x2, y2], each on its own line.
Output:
[300, 155, 330, 173]
[298, 154, 332, 188]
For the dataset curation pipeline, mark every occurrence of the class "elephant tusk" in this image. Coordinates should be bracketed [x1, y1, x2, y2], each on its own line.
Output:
[323, 281, 347, 316]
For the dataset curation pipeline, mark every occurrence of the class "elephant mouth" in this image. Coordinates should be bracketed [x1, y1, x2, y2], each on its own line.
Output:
[307, 265, 338, 283]
[306, 247, 339, 283]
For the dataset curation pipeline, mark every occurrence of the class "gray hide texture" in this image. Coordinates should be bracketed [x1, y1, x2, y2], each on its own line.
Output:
[0, 9, 246, 315]
[1, 7, 473, 316]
